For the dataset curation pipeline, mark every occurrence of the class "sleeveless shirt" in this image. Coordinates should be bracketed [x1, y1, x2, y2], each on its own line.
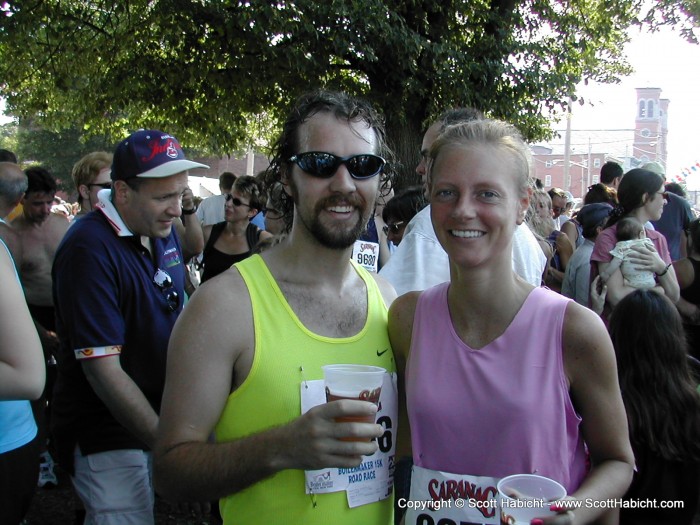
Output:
[407, 284, 588, 493]
[200, 222, 260, 283]
[215, 255, 395, 524]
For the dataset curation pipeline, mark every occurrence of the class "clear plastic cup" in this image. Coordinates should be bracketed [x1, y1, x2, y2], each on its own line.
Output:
[497, 474, 567, 524]
[322, 364, 385, 440]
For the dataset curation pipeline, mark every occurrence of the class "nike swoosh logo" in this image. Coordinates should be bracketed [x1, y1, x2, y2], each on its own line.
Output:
[376, 348, 389, 357]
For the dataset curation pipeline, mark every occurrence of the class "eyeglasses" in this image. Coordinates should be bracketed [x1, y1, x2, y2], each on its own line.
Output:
[89, 182, 112, 190]
[153, 268, 180, 312]
[288, 152, 385, 180]
[225, 194, 251, 208]
[382, 221, 405, 235]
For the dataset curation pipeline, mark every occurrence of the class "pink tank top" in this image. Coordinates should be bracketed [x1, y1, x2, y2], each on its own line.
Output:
[406, 284, 588, 493]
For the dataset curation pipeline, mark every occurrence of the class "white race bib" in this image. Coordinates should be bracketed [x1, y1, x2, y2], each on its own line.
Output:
[404, 465, 500, 525]
[301, 373, 398, 508]
[352, 240, 380, 273]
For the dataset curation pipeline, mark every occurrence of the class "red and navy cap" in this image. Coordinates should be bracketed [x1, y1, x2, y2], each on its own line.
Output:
[111, 129, 208, 181]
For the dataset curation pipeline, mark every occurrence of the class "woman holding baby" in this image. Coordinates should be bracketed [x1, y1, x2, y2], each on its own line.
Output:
[591, 168, 680, 319]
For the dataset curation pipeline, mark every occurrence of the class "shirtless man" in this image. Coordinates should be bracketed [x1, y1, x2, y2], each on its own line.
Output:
[11, 166, 69, 330]
[10, 165, 69, 487]
[154, 90, 397, 525]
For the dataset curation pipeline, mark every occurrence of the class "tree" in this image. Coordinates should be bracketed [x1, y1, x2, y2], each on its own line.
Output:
[0, 122, 19, 156]
[0, 1, 694, 185]
[14, 122, 114, 192]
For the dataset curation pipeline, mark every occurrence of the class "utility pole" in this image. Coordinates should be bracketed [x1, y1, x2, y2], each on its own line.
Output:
[563, 97, 572, 192]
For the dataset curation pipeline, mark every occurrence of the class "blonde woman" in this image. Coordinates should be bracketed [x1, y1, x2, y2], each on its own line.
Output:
[389, 119, 633, 525]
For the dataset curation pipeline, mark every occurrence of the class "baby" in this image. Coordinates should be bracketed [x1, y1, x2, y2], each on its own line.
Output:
[604, 217, 657, 289]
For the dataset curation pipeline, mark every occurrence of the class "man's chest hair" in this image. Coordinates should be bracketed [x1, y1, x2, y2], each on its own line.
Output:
[277, 280, 369, 338]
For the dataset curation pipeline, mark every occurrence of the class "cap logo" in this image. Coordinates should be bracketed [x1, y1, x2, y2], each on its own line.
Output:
[141, 136, 181, 164]
[166, 141, 178, 158]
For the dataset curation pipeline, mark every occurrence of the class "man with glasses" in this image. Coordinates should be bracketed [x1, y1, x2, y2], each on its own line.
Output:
[71, 151, 113, 219]
[155, 91, 397, 525]
[51, 130, 208, 524]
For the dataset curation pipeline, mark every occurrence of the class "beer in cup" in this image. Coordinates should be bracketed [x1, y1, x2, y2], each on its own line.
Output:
[322, 364, 385, 440]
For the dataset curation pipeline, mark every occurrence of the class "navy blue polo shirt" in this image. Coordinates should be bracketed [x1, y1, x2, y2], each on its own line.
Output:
[51, 197, 185, 468]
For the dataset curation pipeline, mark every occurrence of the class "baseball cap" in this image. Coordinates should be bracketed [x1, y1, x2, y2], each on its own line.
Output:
[111, 129, 209, 181]
[641, 161, 665, 177]
[577, 203, 613, 230]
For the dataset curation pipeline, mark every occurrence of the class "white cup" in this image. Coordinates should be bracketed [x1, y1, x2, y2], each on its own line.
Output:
[497, 474, 567, 524]
[322, 364, 385, 441]
[322, 364, 385, 405]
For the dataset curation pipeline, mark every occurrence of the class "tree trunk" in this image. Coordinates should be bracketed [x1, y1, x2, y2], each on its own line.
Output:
[384, 109, 425, 192]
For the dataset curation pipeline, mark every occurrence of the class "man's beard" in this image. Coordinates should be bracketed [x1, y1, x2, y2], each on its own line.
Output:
[288, 179, 372, 249]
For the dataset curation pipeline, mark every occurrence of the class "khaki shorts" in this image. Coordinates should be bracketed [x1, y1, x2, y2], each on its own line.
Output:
[72, 447, 154, 525]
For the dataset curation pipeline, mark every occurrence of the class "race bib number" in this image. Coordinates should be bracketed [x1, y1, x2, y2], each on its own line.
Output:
[301, 373, 398, 508]
[404, 466, 500, 525]
[352, 240, 379, 273]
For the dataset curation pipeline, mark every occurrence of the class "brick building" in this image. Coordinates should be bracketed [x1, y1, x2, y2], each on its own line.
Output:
[532, 87, 670, 199]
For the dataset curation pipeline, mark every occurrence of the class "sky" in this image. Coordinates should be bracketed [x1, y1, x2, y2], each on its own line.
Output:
[567, 24, 700, 189]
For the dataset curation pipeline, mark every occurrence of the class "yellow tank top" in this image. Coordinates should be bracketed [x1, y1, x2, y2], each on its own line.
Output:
[215, 254, 395, 525]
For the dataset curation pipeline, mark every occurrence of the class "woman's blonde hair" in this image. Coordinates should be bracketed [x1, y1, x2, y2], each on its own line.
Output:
[427, 119, 532, 197]
[526, 188, 557, 239]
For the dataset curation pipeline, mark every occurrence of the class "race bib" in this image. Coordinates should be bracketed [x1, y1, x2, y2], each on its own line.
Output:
[404, 465, 500, 525]
[301, 373, 398, 508]
[352, 240, 379, 273]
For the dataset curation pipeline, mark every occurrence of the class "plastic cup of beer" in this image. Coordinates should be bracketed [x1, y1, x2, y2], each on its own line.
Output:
[322, 364, 385, 441]
[497, 474, 567, 524]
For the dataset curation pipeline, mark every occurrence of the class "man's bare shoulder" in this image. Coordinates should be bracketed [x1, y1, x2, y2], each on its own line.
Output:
[8, 214, 26, 230]
[194, 266, 248, 300]
[185, 266, 251, 328]
[172, 266, 254, 379]
[48, 214, 70, 235]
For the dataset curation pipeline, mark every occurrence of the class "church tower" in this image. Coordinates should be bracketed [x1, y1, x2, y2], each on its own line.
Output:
[633, 87, 669, 170]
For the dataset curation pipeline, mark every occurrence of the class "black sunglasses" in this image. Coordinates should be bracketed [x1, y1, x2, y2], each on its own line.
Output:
[153, 268, 180, 312]
[288, 152, 385, 180]
[225, 194, 251, 208]
[382, 221, 405, 235]
[89, 182, 112, 190]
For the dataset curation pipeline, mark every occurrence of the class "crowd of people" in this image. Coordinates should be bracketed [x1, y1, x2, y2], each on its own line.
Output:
[0, 90, 699, 525]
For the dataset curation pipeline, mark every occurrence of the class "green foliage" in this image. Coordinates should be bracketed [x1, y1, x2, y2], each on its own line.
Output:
[14, 122, 114, 192]
[0, 0, 692, 185]
[0, 122, 19, 155]
[641, 0, 700, 42]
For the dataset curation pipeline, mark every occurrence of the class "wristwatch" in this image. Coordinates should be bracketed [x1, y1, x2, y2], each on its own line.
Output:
[181, 207, 197, 215]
